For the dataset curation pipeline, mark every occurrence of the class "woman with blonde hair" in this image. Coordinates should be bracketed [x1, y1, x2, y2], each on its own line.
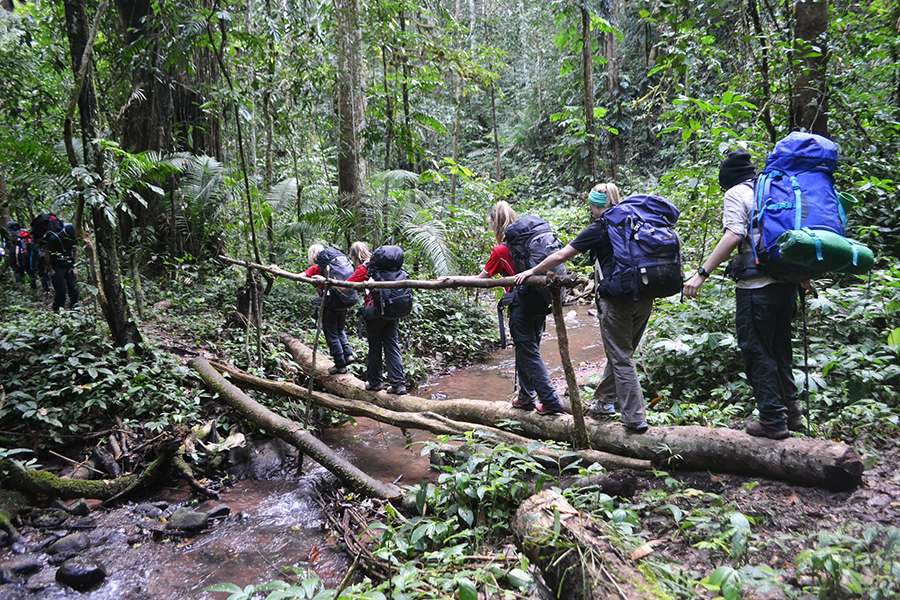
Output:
[516, 181, 655, 434]
[475, 200, 565, 416]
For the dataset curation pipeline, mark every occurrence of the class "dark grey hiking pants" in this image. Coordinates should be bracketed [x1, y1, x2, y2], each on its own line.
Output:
[323, 307, 353, 367]
[365, 317, 405, 387]
[736, 283, 799, 428]
[509, 304, 561, 408]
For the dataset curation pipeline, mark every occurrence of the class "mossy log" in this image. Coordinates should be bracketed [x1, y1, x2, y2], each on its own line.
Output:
[514, 490, 670, 600]
[190, 357, 403, 500]
[282, 335, 863, 491]
[0, 442, 177, 502]
[205, 359, 651, 472]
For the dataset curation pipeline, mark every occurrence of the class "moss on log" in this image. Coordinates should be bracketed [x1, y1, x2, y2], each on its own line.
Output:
[0, 444, 176, 502]
[282, 335, 863, 491]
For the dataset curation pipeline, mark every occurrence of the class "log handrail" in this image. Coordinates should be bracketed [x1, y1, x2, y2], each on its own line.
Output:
[219, 255, 583, 291]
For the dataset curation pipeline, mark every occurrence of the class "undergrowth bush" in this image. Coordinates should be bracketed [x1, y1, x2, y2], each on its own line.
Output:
[0, 286, 209, 444]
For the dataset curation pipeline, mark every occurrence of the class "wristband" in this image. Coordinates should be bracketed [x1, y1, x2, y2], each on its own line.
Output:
[697, 266, 711, 279]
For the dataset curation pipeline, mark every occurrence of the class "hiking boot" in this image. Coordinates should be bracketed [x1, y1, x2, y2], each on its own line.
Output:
[387, 384, 407, 395]
[535, 402, 564, 416]
[328, 365, 348, 375]
[510, 397, 536, 411]
[586, 402, 617, 418]
[786, 400, 804, 432]
[624, 421, 649, 434]
[745, 420, 789, 440]
[344, 353, 356, 365]
[365, 382, 384, 392]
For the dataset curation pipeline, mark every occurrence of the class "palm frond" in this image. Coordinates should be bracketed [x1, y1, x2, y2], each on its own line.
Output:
[372, 169, 420, 189]
[401, 205, 455, 276]
[266, 177, 298, 212]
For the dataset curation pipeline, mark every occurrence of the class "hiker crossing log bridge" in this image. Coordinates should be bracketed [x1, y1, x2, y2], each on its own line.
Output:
[279, 336, 862, 491]
[220, 254, 863, 491]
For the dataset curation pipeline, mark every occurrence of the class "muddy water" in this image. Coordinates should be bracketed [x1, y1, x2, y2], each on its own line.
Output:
[422, 304, 604, 402]
[3, 306, 603, 599]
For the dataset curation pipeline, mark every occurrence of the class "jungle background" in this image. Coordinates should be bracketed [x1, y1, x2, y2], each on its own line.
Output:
[0, 0, 898, 598]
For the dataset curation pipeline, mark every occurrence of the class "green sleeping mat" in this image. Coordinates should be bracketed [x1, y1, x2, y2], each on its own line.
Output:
[776, 229, 875, 275]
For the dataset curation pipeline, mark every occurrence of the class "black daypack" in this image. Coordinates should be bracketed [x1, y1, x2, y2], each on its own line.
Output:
[367, 245, 413, 320]
[315, 247, 359, 309]
[504, 216, 566, 314]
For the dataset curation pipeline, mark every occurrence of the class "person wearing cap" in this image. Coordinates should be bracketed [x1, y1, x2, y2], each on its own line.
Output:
[683, 150, 802, 440]
[515, 183, 652, 434]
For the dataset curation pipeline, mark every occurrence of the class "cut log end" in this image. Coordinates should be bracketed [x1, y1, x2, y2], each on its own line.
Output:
[514, 490, 670, 600]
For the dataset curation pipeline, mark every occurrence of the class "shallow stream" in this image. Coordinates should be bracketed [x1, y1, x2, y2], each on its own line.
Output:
[0, 306, 603, 598]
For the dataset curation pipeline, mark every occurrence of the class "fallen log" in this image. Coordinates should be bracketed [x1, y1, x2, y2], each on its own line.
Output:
[514, 490, 668, 600]
[205, 359, 651, 471]
[190, 358, 403, 500]
[0, 441, 178, 502]
[219, 255, 582, 291]
[282, 335, 863, 491]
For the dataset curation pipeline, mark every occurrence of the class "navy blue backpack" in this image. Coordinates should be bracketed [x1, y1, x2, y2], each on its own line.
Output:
[598, 194, 682, 299]
[315, 247, 358, 309]
[505, 216, 567, 314]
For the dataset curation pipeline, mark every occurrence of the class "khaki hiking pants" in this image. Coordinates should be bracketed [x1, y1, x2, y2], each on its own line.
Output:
[593, 296, 653, 426]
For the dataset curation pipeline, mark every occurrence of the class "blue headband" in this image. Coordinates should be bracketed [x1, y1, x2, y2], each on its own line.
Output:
[588, 190, 608, 207]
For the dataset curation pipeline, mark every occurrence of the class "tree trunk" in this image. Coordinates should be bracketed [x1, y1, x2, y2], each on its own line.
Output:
[206, 359, 652, 472]
[605, 0, 623, 177]
[381, 43, 395, 170]
[398, 9, 415, 171]
[0, 175, 12, 274]
[92, 209, 144, 347]
[514, 490, 664, 600]
[748, 0, 778, 144]
[490, 84, 501, 180]
[581, 6, 596, 182]
[450, 0, 461, 197]
[64, 0, 143, 350]
[281, 336, 863, 491]
[335, 0, 368, 233]
[1, 444, 177, 501]
[551, 289, 588, 449]
[191, 358, 403, 500]
[790, 0, 828, 135]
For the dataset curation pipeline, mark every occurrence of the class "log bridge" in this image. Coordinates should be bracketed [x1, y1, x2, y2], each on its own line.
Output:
[209, 256, 863, 494]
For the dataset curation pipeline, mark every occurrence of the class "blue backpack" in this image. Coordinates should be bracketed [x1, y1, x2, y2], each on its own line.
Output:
[748, 132, 873, 280]
[598, 194, 682, 300]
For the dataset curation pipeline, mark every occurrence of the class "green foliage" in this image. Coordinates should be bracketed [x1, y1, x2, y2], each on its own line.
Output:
[412, 435, 548, 537]
[0, 286, 208, 443]
[402, 291, 497, 370]
[795, 528, 900, 599]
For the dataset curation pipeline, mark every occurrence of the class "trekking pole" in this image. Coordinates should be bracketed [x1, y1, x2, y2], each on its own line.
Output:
[309, 275, 328, 396]
[800, 287, 811, 435]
